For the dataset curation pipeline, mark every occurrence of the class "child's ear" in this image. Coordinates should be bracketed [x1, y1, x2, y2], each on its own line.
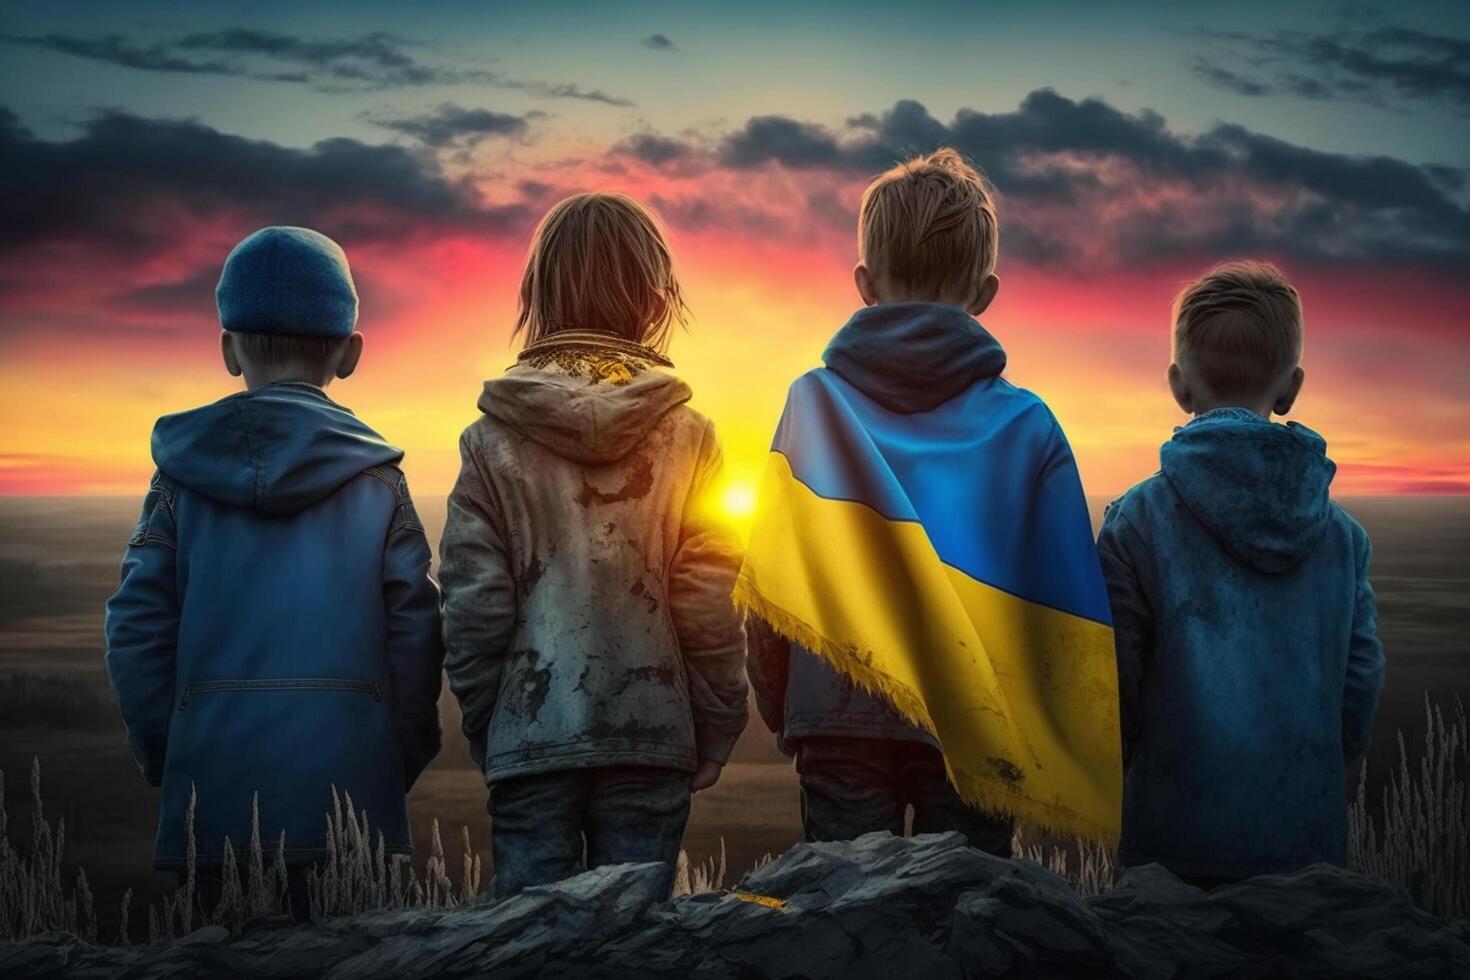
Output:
[335, 332, 364, 380]
[966, 274, 1000, 317]
[646, 291, 669, 334]
[1273, 366, 1305, 416]
[854, 264, 881, 307]
[1167, 362, 1194, 414]
[220, 332, 244, 378]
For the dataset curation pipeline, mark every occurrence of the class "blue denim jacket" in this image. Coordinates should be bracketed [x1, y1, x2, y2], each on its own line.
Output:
[1098, 408, 1385, 879]
[105, 382, 444, 870]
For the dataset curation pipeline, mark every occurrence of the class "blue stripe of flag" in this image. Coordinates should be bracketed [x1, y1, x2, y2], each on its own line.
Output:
[771, 369, 1112, 625]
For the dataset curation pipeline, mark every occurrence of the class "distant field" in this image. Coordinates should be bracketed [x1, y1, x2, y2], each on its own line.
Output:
[1, 494, 1465, 936]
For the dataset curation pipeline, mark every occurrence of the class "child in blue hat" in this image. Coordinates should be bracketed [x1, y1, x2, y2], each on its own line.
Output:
[105, 226, 444, 919]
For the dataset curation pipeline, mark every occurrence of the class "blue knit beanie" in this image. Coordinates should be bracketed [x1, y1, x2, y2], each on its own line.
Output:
[216, 227, 359, 337]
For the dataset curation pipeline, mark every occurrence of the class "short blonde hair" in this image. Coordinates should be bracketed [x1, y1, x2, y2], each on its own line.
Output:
[515, 192, 687, 350]
[1173, 261, 1303, 399]
[858, 148, 999, 300]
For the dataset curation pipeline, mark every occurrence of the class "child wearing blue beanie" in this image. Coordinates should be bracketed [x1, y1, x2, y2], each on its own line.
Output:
[105, 226, 444, 920]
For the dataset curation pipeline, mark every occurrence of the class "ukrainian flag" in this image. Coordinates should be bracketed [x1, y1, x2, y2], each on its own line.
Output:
[735, 365, 1122, 841]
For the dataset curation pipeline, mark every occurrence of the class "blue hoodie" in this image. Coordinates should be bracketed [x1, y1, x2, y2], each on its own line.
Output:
[746, 302, 1013, 753]
[1098, 407, 1385, 879]
[104, 382, 444, 870]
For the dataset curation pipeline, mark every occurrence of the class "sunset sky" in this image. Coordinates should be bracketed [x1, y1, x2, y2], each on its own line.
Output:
[1, 0, 1467, 504]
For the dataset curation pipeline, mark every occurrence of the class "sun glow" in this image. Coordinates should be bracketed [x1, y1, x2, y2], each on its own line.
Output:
[721, 481, 758, 521]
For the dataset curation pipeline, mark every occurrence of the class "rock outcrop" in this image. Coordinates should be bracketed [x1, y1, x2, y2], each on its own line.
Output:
[4, 833, 1467, 978]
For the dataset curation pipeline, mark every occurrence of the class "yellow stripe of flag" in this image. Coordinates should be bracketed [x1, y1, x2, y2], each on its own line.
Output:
[734, 452, 1121, 840]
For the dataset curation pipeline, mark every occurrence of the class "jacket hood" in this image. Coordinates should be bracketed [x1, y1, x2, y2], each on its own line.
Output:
[1160, 407, 1336, 573]
[152, 382, 402, 515]
[822, 302, 1007, 413]
[479, 365, 693, 465]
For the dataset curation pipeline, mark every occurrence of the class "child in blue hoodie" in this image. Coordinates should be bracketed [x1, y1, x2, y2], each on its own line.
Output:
[1098, 261, 1385, 885]
[104, 227, 444, 918]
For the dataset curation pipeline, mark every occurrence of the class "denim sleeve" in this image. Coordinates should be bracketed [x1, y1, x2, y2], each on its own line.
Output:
[668, 421, 750, 765]
[104, 474, 180, 787]
[744, 615, 790, 737]
[379, 471, 445, 790]
[439, 431, 518, 772]
[1342, 526, 1386, 762]
[1096, 502, 1151, 767]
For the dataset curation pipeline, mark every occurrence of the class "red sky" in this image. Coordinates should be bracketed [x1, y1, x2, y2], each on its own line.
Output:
[2, 200, 1465, 502]
[1, 5, 1468, 502]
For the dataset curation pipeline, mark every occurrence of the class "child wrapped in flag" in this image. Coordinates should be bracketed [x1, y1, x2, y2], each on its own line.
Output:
[739, 150, 1122, 842]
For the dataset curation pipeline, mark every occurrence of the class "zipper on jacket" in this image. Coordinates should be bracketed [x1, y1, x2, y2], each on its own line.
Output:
[178, 678, 382, 712]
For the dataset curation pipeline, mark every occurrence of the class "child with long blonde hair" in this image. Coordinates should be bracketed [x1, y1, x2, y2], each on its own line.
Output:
[440, 193, 748, 897]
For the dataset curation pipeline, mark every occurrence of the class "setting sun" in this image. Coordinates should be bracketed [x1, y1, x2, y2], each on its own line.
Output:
[721, 481, 758, 522]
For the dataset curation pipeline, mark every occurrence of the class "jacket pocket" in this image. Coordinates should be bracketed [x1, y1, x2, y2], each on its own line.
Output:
[178, 677, 382, 711]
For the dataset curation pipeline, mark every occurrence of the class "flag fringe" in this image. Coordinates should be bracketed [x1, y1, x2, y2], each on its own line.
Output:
[734, 572, 1119, 845]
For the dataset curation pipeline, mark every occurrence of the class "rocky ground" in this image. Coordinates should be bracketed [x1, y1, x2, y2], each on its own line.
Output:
[4, 832, 1468, 978]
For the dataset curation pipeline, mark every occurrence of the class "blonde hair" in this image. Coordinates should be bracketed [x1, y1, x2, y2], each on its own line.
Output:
[858, 148, 999, 301]
[1173, 261, 1304, 399]
[514, 192, 687, 351]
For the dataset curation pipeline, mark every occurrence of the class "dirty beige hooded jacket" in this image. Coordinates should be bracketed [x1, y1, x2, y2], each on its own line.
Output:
[440, 331, 748, 782]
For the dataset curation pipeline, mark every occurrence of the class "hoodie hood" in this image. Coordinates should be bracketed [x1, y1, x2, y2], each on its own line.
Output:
[822, 302, 1007, 413]
[479, 361, 692, 465]
[152, 382, 402, 516]
[1161, 407, 1336, 573]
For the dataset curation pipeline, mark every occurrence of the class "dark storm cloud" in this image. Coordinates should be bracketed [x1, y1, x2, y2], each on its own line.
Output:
[613, 132, 696, 166]
[0, 105, 532, 264]
[641, 33, 677, 51]
[114, 268, 222, 314]
[4, 81, 1467, 305]
[0, 27, 635, 104]
[720, 115, 847, 168]
[0, 31, 232, 75]
[1195, 26, 1470, 114]
[369, 103, 542, 148]
[1191, 60, 1271, 98]
[1, 27, 477, 88]
[517, 83, 633, 107]
[715, 93, 1206, 182]
[626, 90, 1470, 268]
[175, 28, 450, 86]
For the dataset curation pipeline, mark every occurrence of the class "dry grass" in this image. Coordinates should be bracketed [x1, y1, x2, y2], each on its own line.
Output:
[146, 787, 292, 941]
[305, 787, 481, 919]
[0, 759, 97, 942]
[1021, 837, 1117, 897]
[146, 784, 486, 937]
[673, 838, 728, 896]
[3, 696, 1466, 945]
[1349, 696, 1468, 919]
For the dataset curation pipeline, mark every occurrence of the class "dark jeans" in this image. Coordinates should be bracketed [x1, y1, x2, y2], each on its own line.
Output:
[488, 765, 691, 899]
[795, 735, 1014, 856]
[184, 864, 314, 923]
